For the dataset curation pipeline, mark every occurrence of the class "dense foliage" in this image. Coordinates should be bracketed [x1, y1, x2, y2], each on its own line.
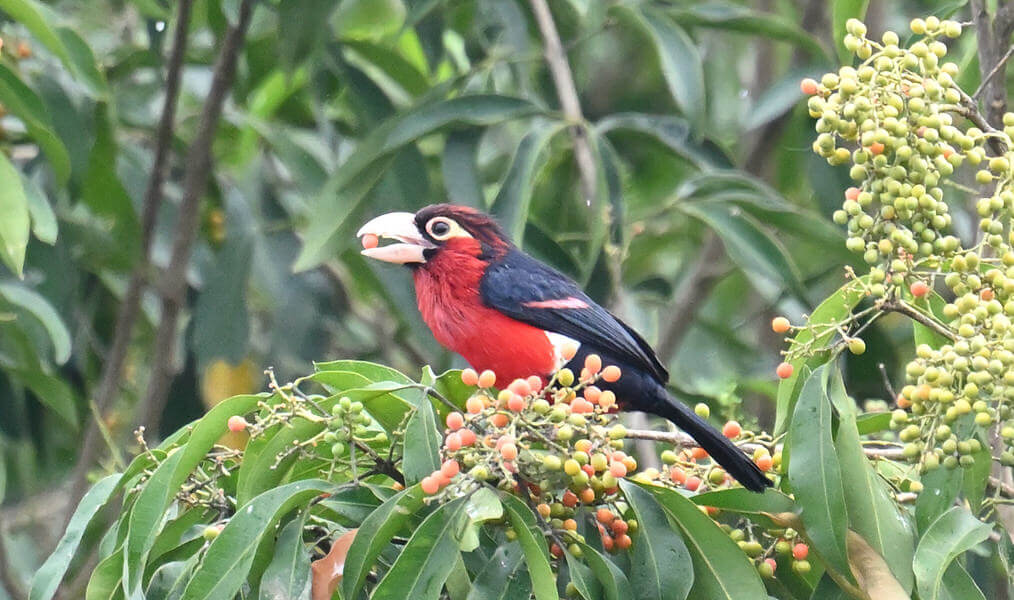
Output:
[1, 0, 1013, 599]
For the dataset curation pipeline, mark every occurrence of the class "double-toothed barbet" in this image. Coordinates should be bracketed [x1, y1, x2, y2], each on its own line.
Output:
[357, 204, 770, 492]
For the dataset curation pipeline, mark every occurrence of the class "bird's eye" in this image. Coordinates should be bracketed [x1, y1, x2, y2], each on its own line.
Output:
[426, 217, 454, 240]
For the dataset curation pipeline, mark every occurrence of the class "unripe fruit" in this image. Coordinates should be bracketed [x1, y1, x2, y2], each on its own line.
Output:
[557, 368, 574, 386]
[202, 524, 224, 541]
[848, 338, 867, 355]
[792, 560, 812, 575]
[694, 403, 710, 418]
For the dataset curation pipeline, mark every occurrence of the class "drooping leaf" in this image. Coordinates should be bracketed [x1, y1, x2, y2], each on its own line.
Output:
[500, 494, 559, 600]
[912, 507, 992, 600]
[260, 514, 312, 600]
[309, 528, 357, 600]
[845, 531, 908, 600]
[0, 64, 71, 183]
[466, 543, 532, 600]
[0, 154, 30, 277]
[0, 282, 71, 364]
[402, 388, 442, 485]
[619, 480, 692, 600]
[690, 488, 796, 529]
[490, 122, 565, 244]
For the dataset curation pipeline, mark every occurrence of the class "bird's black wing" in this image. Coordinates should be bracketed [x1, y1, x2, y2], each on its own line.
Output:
[479, 248, 669, 384]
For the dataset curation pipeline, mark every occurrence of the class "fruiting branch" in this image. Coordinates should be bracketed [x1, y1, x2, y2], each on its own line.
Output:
[879, 297, 957, 341]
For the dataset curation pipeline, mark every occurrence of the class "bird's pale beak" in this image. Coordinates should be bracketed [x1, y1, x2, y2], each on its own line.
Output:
[356, 212, 435, 264]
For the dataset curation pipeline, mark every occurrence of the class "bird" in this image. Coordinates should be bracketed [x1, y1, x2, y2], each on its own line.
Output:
[357, 204, 771, 492]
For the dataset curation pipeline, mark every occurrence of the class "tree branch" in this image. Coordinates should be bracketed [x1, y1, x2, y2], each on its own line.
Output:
[655, 235, 727, 362]
[528, 0, 597, 205]
[971, 0, 1009, 128]
[136, 0, 257, 436]
[880, 298, 957, 342]
[67, 0, 194, 517]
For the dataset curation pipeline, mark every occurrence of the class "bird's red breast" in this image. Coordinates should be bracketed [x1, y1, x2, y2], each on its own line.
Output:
[413, 237, 557, 383]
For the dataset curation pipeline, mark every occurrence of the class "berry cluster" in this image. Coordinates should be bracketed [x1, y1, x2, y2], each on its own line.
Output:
[718, 524, 811, 579]
[800, 17, 1014, 475]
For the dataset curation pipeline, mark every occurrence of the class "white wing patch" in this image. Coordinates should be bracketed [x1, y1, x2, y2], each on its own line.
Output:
[545, 331, 580, 370]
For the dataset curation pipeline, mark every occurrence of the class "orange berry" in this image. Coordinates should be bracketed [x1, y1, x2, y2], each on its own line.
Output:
[562, 490, 578, 507]
[582, 464, 595, 477]
[563, 518, 578, 531]
[896, 395, 912, 409]
[478, 369, 497, 388]
[461, 368, 479, 386]
[446, 412, 464, 430]
[537, 503, 551, 518]
[561, 341, 579, 361]
[441, 460, 460, 478]
[596, 508, 615, 524]
[685, 476, 701, 492]
[722, 420, 742, 439]
[755, 454, 773, 471]
[869, 142, 885, 155]
[771, 317, 791, 333]
[445, 432, 462, 451]
[622, 456, 637, 471]
[584, 354, 602, 375]
[459, 428, 477, 446]
[500, 443, 518, 460]
[571, 398, 594, 414]
[466, 396, 485, 414]
[579, 487, 595, 503]
[434, 470, 451, 487]
[910, 281, 929, 297]
[691, 447, 709, 460]
[527, 375, 543, 393]
[361, 233, 379, 249]
[490, 413, 509, 427]
[583, 386, 602, 404]
[793, 543, 809, 560]
[227, 415, 248, 432]
[981, 288, 994, 301]
[420, 476, 439, 495]
[507, 394, 526, 412]
[799, 78, 819, 95]
[610, 519, 628, 535]
[602, 535, 614, 551]
[601, 365, 621, 383]
[599, 391, 616, 410]
[844, 187, 861, 201]
[609, 462, 627, 478]
[508, 378, 532, 396]
[669, 467, 687, 484]
[776, 362, 794, 379]
[16, 41, 30, 59]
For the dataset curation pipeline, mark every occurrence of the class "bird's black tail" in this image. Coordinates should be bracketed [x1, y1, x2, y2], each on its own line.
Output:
[648, 389, 771, 493]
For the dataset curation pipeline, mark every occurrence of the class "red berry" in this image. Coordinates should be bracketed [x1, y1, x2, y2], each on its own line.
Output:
[227, 415, 248, 432]
[799, 78, 819, 95]
[691, 447, 708, 460]
[616, 534, 632, 549]
[500, 443, 518, 460]
[755, 454, 773, 471]
[765, 558, 777, 571]
[461, 368, 479, 386]
[669, 467, 687, 484]
[507, 394, 526, 412]
[446, 412, 464, 430]
[571, 398, 594, 414]
[550, 543, 564, 558]
[458, 428, 477, 446]
[420, 476, 439, 495]
[508, 379, 532, 397]
[361, 233, 379, 249]
[433, 470, 451, 487]
[490, 413, 509, 427]
[792, 543, 809, 560]
[596, 508, 615, 524]
[611, 519, 628, 535]
[722, 420, 742, 439]
[445, 432, 462, 451]
[844, 187, 861, 201]
[601, 365, 621, 382]
[776, 362, 794, 379]
[583, 386, 602, 404]
[685, 476, 702, 492]
[602, 535, 615, 551]
[910, 281, 930, 297]
[478, 370, 497, 388]
[562, 490, 578, 507]
[609, 462, 627, 478]
[981, 288, 994, 301]
[771, 316, 791, 334]
[440, 460, 460, 478]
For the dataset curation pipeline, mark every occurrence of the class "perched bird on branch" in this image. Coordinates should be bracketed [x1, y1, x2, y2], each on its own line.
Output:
[358, 204, 770, 492]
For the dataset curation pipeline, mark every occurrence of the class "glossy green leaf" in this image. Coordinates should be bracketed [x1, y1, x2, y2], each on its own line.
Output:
[85, 548, 124, 600]
[466, 543, 532, 600]
[564, 549, 602, 600]
[258, 513, 311, 600]
[146, 555, 200, 600]
[279, 0, 339, 66]
[665, 2, 828, 59]
[690, 488, 795, 528]
[20, 173, 57, 244]
[490, 122, 565, 243]
[0, 282, 72, 364]
[775, 277, 868, 434]
[501, 494, 559, 600]
[180, 480, 332, 600]
[19, 369, 78, 427]
[631, 482, 767, 600]
[0, 154, 30, 277]
[595, 113, 731, 169]
[0, 65, 71, 184]
[940, 562, 987, 600]
[442, 129, 483, 207]
[371, 497, 468, 599]
[913, 507, 992, 600]
[619, 480, 692, 600]
[340, 486, 426, 600]
[29, 473, 120, 600]
[788, 365, 852, 579]
[402, 387, 443, 485]
[832, 0, 870, 64]
[576, 542, 632, 600]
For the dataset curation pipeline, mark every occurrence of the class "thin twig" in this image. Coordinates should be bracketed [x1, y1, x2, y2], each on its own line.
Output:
[971, 0, 1009, 128]
[974, 44, 1014, 100]
[877, 363, 897, 401]
[528, 0, 598, 205]
[67, 0, 194, 522]
[656, 235, 727, 362]
[137, 0, 258, 436]
[880, 298, 957, 342]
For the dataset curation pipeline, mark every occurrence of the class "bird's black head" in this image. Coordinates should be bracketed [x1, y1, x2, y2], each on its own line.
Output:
[357, 204, 512, 265]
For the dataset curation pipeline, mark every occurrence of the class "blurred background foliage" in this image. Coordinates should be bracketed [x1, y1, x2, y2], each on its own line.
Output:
[0, 0, 996, 596]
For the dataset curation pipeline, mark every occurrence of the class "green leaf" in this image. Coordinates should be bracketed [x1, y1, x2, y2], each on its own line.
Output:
[626, 6, 705, 126]
[834, 393, 915, 591]
[788, 365, 852, 579]
[490, 122, 565, 243]
[0, 282, 72, 364]
[442, 129, 484, 208]
[146, 555, 200, 600]
[775, 276, 868, 434]
[907, 291, 950, 349]
[258, 513, 311, 600]
[690, 488, 796, 529]
[564, 549, 602, 600]
[0, 65, 71, 184]
[500, 494, 559, 600]
[279, 0, 339, 67]
[340, 486, 427, 600]
[466, 543, 532, 600]
[0, 154, 30, 277]
[913, 507, 992, 600]
[0, 0, 107, 96]
[832, 1, 870, 64]
[20, 173, 58, 244]
[85, 548, 124, 600]
[595, 113, 731, 169]
[19, 369, 78, 427]
[744, 66, 823, 131]
[294, 95, 540, 271]
[630, 482, 768, 600]
[29, 473, 120, 600]
[344, 40, 430, 98]
[939, 562, 987, 600]
[181, 480, 333, 600]
[575, 542, 632, 600]
[191, 234, 253, 368]
[459, 487, 503, 552]
[402, 388, 442, 485]
[619, 480, 693, 600]
[371, 497, 469, 599]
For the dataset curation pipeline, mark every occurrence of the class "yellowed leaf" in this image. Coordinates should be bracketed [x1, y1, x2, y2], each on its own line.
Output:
[311, 528, 358, 600]
[847, 530, 908, 600]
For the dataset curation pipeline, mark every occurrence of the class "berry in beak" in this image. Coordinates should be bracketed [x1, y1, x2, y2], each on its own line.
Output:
[356, 211, 435, 264]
